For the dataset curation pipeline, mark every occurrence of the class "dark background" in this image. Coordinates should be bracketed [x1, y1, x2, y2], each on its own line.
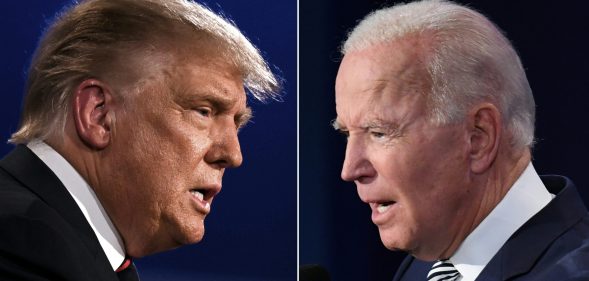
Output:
[300, 0, 589, 280]
[0, 1, 296, 280]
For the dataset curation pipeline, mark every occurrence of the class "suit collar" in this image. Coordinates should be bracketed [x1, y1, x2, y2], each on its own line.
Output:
[0, 145, 106, 261]
[27, 141, 126, 270]
[451, 163, 552, 281]
[481, 175, 587, 280]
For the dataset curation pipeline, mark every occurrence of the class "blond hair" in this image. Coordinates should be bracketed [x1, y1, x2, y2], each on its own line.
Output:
[10, 0, 280, 144]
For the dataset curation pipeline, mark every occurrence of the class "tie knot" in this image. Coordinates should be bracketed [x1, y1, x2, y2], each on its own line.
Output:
[427, 259, 460, 281]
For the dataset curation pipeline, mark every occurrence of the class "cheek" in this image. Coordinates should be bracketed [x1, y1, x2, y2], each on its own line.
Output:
[373, 144, 434, 195]
[405, 144, 470, 225]
[134, 115, 210, 169]
[374, 138, 468, 212]
[110, 117, 210, 202]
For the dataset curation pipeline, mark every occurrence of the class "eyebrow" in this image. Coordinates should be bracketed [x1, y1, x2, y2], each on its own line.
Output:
[179, 90, 251, 128]
[331, 119, 345, 131]
[363, 119, 398, 130]
[236, 107, 253, 129]
[331, 117, 400, 132]
[196, 92, 237, 112]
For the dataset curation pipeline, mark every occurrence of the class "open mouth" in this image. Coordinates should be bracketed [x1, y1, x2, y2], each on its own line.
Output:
[190, 189, 205, 201]
[190, 189, 210, 209]
[376, 201, 395, 213]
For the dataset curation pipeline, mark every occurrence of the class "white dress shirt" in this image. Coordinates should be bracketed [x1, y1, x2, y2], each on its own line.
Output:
[27, 141, 125, 271]
[449, 162, 554, 281]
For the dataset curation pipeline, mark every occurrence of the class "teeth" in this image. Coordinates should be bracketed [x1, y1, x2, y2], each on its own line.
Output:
[377, 204, 391, 213]
[191, 190, 204, 201]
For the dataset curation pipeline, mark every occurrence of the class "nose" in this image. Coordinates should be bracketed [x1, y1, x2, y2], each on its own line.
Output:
[341, 136, 376, 182]
[204, 120, 243, 169]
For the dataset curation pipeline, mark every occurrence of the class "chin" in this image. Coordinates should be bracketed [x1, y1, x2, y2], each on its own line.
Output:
[381, 234, 438, 262]
[125, 223, 205, 257]
[186, 230, 205, 244]
[176, 222, 206, 245]
[382, 240, 404, 252]
[379, 233, 400, 251]
[378, 227, 412, 252]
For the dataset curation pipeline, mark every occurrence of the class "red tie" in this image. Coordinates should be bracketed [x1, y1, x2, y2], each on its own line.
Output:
[116, 257, 132, 273]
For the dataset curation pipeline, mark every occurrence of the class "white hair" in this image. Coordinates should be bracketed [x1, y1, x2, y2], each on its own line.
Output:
[342, 0, 535, 148]
[10, 0, 280, 144]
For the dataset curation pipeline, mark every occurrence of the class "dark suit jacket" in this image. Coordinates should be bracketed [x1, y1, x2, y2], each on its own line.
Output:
[393, 175, 589, 281]
[0, 145, 133, 281]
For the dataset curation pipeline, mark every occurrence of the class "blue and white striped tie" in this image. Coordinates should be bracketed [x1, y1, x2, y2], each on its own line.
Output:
[427, 259, 461, 281]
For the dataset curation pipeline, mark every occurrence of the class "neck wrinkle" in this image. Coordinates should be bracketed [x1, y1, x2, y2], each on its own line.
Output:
[438, 149, 531, 260]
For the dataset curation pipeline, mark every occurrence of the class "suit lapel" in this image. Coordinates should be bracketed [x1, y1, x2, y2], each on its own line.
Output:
[393, 256, 433, 281]
[479, 176, 586, 280]
[117, 263, 140, 281]
[0, 145, 117, 279]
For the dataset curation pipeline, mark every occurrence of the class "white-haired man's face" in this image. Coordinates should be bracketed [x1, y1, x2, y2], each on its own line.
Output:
[334, 39, 481, 260]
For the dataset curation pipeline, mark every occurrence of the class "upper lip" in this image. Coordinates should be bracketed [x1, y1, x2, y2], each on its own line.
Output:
[190, 184, 222, 203]
[368, 201, 396, 209]
[357, 187, 397, 206]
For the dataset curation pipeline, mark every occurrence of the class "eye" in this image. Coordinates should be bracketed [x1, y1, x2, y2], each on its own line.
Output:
[195, 107, 212, 117]
[369, 130, 389, 141]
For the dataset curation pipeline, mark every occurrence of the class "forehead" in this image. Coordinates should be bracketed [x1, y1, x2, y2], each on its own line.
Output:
[335, 39, 430, 127]
[127, 34, 247, 108]
[168, 51, 246, 102]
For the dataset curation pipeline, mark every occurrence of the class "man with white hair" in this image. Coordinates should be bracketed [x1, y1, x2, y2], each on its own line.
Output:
[0, 0, 279, 280]
[333, 0, 589, 280]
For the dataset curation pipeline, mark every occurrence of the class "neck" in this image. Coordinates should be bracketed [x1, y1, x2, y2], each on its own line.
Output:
[45, 131, 102, 189]
[439, 147, 531, 259]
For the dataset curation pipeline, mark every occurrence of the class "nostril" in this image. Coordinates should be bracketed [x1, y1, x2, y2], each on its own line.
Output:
[356, 175, 376, 185]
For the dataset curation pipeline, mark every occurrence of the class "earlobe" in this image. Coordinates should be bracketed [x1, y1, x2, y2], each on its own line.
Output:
[469, 103, 501, 174]
[72, 79, 114, 150]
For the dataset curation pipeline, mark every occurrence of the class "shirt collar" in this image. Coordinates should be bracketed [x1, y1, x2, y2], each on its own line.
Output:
[449, 162, 553, 281]
[27, 141, 125, 271]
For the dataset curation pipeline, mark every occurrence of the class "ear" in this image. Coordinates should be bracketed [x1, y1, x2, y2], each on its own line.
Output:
[72, 79, 115, 150]
[468, 103, 501, 174]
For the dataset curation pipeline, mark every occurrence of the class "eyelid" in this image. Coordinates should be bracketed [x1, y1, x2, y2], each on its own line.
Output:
[195, 106, 213, 117]
[336, 129, 350, 138]
[368, 130, 389, 141]
[366, 125, 401, 140]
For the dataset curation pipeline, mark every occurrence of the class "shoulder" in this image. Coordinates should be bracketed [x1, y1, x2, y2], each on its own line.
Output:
[530, 214, 589, 280]
[0, 170, 99, 280]
[393, 255, 431, 281]
[0, 211, 85, 280]
[0, 166, 40, 216]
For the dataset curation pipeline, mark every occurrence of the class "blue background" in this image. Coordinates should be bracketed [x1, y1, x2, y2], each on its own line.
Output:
[0, 1, 296, 280]
[300, 0, 589, 280]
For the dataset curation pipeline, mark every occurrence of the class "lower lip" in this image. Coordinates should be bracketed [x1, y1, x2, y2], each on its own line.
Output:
[371, 203, 397, 225]
[190, 192, 211, 215]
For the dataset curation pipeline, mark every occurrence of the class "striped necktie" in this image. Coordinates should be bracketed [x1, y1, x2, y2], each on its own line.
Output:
[427, 259, 460, 281]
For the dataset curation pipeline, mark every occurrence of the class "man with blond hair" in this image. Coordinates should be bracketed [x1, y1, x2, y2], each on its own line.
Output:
[334, 0, 589, 280]
[0, 0, 279, 280]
